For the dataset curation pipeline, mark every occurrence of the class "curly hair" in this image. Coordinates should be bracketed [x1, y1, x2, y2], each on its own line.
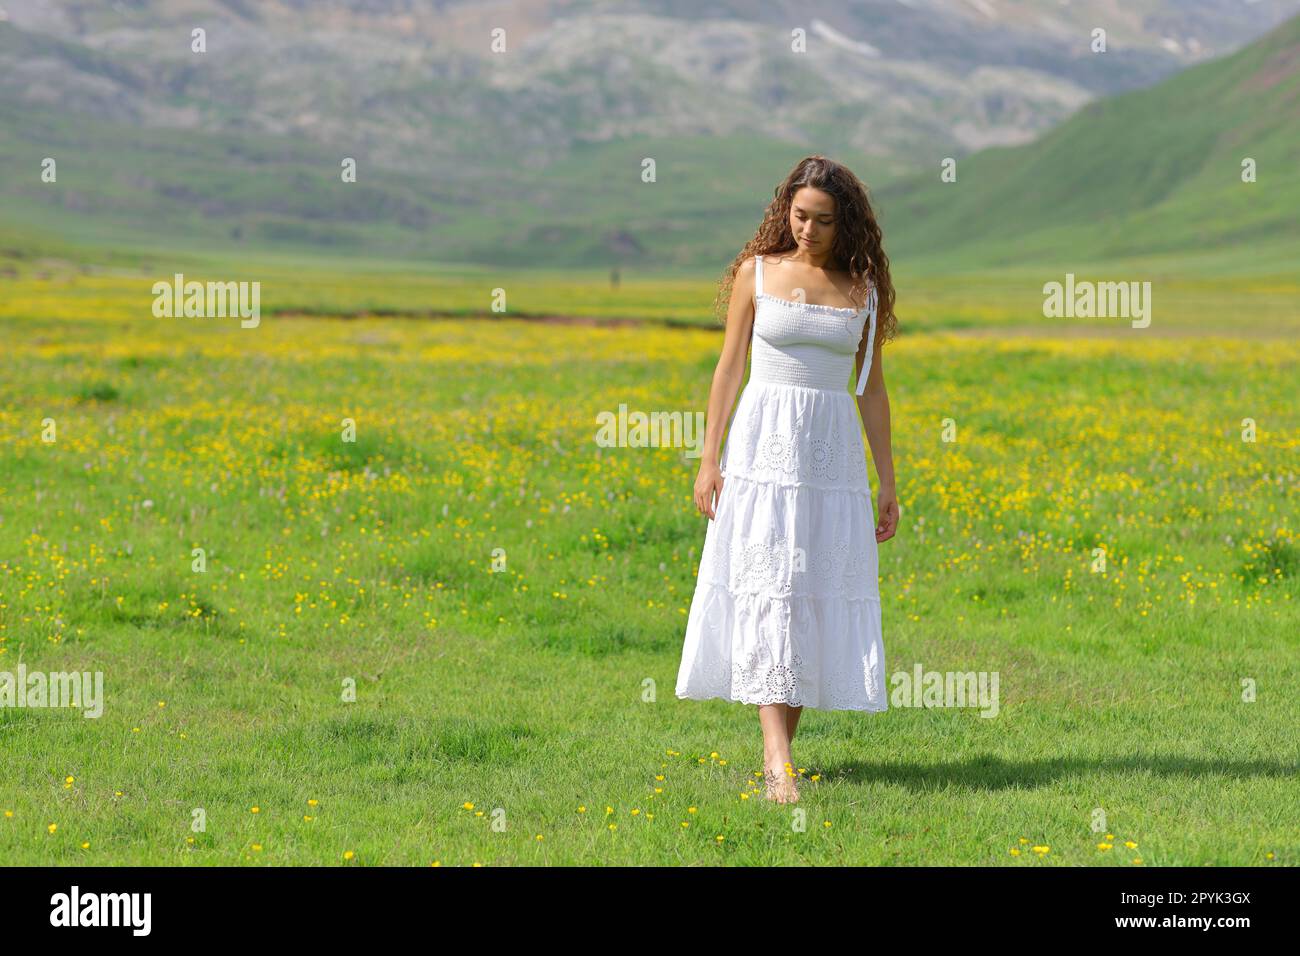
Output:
[713, 155, 897, 349]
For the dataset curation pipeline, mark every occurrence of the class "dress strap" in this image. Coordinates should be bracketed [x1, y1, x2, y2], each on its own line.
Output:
[853, 283, 879, 396]
[754, 255, 764, 298]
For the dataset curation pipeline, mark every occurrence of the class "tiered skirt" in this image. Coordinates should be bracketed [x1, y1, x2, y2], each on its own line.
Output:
[675, 381, 887, 712]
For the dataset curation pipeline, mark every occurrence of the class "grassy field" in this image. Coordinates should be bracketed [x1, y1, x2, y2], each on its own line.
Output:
[0, 268, 1296, 865]
[3, 242, 1297, 334]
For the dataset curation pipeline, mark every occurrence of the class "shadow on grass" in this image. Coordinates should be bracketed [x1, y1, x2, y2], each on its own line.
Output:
[809, 753, 1300, 792]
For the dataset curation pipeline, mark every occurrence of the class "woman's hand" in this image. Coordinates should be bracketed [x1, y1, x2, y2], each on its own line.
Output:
[694, 460, 725, 519]
[874, 486, 899, 542]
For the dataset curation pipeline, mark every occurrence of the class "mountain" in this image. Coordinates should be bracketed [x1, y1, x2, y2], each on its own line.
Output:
[0, 0, 1298, 265]
[876, 11, 1300, 270]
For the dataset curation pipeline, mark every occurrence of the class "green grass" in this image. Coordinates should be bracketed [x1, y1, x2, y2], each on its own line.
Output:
[1, 7, 1297, 868]
[0, 258, 1296, 865]
[3, 232, 1297, 336]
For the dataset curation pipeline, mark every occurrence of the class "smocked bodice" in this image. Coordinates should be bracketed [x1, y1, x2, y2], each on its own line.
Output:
[748, 255, 878, 393]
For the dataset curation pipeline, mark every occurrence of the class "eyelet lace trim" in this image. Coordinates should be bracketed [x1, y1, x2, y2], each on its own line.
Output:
[724, 531, 875, 599]
[701, 604, 883, 710]
[735, 650, 884, 710]
[685, 579, 885, 710]
[735, 401, 869, 486]
[733, 640, 804, 706]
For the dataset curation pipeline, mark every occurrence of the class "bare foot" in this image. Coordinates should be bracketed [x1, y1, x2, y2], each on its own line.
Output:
[763, 761, 800, 804]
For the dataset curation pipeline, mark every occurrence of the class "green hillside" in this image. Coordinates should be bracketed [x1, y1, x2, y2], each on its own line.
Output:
[0, 91, 871, 268]
[2, 12, 1296, 278]
[878, 14, 1300, 270]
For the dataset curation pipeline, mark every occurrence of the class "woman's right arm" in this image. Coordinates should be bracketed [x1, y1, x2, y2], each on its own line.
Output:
[693, 257, 757, 519]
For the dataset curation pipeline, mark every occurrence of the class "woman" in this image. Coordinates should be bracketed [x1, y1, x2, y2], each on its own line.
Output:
[675, 155, 899, 804]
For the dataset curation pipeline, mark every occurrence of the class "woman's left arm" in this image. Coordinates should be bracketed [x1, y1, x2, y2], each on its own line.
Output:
[853, 332, 899, 543]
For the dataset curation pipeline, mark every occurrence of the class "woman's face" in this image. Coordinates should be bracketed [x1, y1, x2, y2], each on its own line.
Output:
[789, 186, 836, 252]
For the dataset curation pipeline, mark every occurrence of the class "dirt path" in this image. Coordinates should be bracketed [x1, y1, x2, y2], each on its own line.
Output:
[269, 309, 1295, 338]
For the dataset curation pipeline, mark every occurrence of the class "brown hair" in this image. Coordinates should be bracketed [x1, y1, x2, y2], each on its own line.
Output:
[713, 155, 896, 349]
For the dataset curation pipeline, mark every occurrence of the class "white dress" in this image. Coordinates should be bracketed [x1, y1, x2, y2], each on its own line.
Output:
[675, 253, 887, 712]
